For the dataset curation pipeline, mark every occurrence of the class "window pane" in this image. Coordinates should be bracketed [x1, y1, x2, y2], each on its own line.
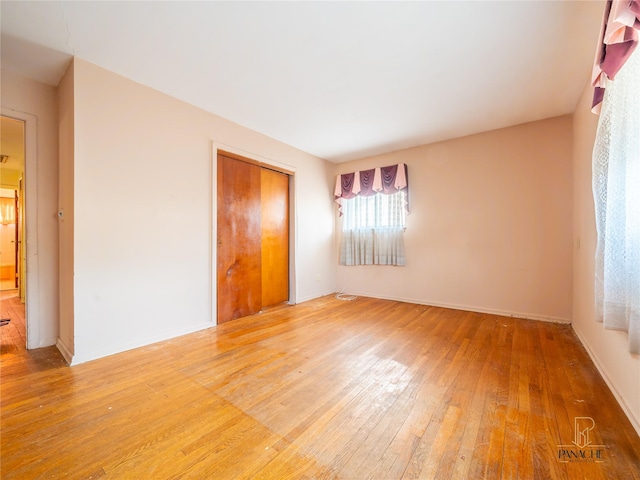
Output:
[342, 191, 406, 231]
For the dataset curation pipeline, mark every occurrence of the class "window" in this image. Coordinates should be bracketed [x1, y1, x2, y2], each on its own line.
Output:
[341, 191, 406, 230]
[340, 191, 406, 266]
[592, 42, 640, 353]
[0, 196, 16, 224]
[335, 164, 408, 266]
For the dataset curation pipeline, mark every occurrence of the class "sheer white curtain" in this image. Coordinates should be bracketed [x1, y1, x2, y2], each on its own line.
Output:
[340, 191, 406, 266]
[593, 47, 640, 354]
[0, 197, 15, 224]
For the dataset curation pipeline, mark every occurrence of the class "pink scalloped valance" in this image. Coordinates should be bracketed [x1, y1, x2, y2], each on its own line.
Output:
[334, 163, 408, 216]
[592, 0, 640, 113]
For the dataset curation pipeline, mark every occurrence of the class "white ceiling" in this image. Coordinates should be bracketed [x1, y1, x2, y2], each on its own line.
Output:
[0, 1, 604, 163]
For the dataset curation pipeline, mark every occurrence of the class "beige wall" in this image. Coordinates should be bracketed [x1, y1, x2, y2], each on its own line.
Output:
[572, 83, 640, 433]
[1, 69, 59, 347]
[57, 61, 75, 359]
[336, 116, 574, 322]
[65, 59, 335, 364]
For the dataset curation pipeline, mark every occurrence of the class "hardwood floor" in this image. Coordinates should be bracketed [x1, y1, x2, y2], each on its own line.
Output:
[1, 295, 639, 479]
[0, 290, 26, 357]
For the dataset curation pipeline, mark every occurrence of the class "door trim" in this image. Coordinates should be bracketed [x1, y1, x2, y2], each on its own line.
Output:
[213, 142, 296, 176]
[210, 141, 297, 325]
[217, 149, 294, 176]
[2, 108, 40, 349]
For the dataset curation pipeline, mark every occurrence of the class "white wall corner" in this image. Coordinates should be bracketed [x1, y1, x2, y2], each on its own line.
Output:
[56, 338, 73, 365]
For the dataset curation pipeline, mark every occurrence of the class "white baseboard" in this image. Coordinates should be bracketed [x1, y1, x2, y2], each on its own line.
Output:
[571, 325, 640, 438]
[56, 338, 73, 365]
[294, 291, 335, 305]
[338, 290, 572, 324]
[68, 321, 213, 366]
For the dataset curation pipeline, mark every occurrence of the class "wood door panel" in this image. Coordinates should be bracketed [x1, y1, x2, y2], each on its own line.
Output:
[261, 169, 289, 307]
[217, 155, 262, 323]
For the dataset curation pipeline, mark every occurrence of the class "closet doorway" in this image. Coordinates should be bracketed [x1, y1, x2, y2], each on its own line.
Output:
[216, 152, 290, 324]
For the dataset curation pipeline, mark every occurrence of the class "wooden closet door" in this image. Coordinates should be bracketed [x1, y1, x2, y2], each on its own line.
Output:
[261, 168, 289, 307]
[217, 154, 262, 324]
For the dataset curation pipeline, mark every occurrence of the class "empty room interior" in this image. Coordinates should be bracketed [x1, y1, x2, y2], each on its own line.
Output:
[1, 1, 639, 479]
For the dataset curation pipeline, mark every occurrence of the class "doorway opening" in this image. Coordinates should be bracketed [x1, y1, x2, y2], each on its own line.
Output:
[0, 115, 26, 348]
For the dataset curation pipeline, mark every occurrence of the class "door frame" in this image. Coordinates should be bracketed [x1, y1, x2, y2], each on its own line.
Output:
[210, 142, 297, 325]
[2, 108, 40, 349]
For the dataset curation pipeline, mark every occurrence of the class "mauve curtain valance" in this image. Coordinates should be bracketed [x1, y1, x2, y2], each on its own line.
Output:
[592, 0, 640, 113]
[334, 163, 408, 216]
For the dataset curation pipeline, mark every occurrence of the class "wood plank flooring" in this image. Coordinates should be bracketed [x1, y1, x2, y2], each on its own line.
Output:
[1, 295, 639, 479]
[0, 291, 26, 357]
